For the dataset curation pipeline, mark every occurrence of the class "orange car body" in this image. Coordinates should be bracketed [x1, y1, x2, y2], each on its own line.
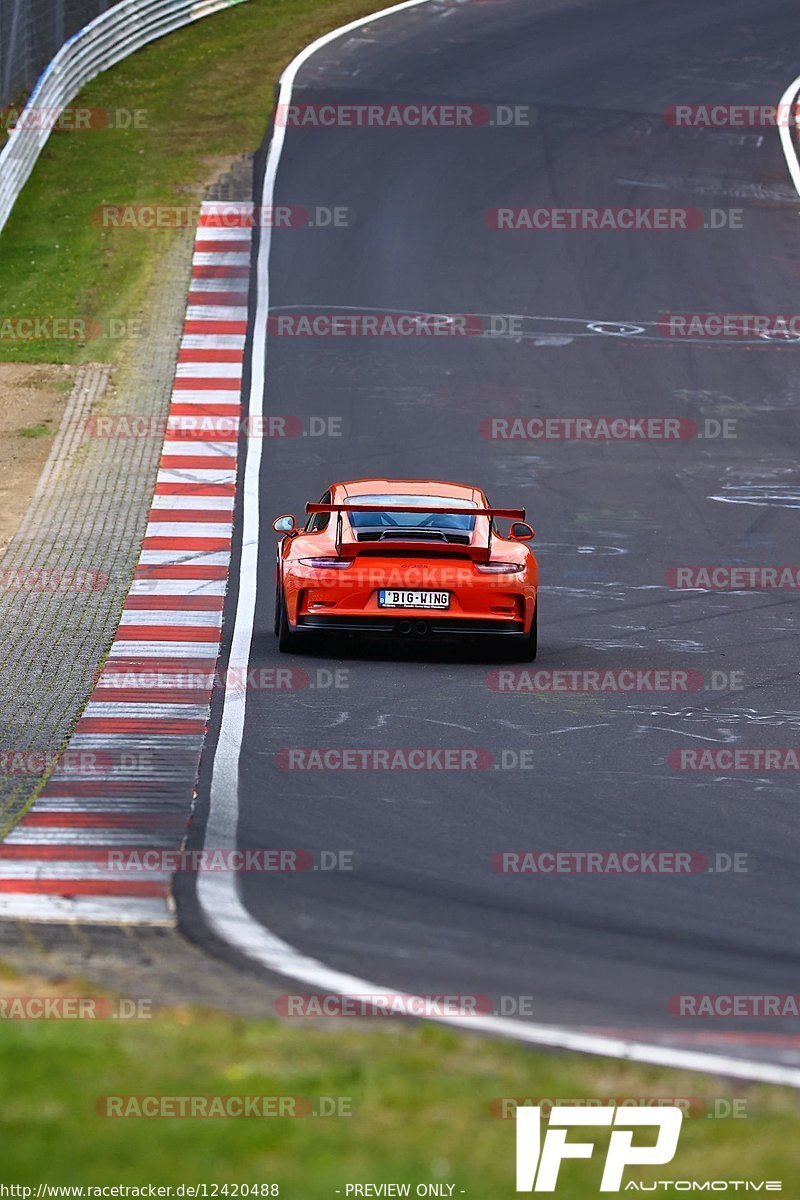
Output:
[273, 478, 538, 651]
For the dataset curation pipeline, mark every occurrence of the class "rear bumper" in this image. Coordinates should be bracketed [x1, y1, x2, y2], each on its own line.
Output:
[296, 615, 526, 637]
[282, 556, 538, 634]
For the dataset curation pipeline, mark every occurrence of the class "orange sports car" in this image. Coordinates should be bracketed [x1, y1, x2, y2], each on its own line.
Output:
[272, 478, 538, 659]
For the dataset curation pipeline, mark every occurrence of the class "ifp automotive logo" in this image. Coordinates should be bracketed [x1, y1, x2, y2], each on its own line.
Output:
[515, 1105, 683, 1192]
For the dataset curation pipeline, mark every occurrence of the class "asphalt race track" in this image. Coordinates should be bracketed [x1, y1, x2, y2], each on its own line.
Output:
[184, 0, 800, 1068]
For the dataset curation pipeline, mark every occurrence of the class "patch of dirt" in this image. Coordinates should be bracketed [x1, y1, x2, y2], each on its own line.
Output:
[0, 363, 76, 559]
[0, 923, 286, 1018]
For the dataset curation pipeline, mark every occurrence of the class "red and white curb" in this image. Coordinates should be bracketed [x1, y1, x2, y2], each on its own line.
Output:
[0, 202, 253, 923]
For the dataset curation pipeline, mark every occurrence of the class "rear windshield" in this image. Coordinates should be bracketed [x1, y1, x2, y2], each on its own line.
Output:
[344, 494, 477, 532]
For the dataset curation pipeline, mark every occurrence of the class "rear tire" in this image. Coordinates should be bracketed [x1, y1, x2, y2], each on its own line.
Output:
[510, 602, 537, 662]
[277, 592, 313, 654]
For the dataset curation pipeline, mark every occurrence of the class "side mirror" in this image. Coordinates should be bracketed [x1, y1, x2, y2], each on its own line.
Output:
[509, 521, 535, 542]
[272, 514, 297, 535]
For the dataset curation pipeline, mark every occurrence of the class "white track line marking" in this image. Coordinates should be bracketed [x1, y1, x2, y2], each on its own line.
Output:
[197, 7, 800, 1088]
[778, 73, 800, 195]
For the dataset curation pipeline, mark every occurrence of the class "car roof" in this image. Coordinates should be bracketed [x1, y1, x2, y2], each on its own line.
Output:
[336, 479, 483, 502]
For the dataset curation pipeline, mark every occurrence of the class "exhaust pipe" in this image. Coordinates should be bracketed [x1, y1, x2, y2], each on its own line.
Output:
[415, 621, 429, 636]
[397, 620, 413, 636]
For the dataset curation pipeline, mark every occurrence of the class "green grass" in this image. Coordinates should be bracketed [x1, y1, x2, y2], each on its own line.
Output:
[16, 422, 52, 438]
[1, 1000, 799, 1194]
[0, 0, 394, 367]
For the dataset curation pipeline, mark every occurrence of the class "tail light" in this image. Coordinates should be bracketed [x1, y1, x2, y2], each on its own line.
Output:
[475, 562, 524, 574]
[298, 557, 352, 569]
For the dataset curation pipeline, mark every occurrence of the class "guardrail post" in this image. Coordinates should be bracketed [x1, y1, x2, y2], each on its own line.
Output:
[2, 0, 25, 105]
[54, 0, 65, 54]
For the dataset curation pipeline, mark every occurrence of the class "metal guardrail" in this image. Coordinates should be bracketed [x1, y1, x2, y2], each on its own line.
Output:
[0, 0, 249, 236]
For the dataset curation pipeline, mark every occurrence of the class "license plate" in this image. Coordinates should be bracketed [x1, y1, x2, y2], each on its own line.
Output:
[378, 590, 450, 610]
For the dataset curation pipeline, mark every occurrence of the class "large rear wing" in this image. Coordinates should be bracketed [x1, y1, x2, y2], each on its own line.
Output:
[305, 502, 526, 560]
[306, 504, 526, 519]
